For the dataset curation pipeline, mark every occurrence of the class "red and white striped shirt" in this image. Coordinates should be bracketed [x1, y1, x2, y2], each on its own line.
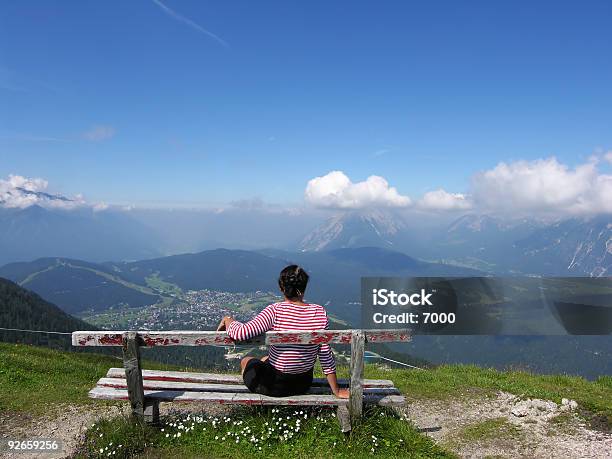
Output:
[227, 301, 336, 375]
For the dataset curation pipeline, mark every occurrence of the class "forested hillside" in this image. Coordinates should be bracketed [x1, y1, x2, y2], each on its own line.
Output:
[0, 276, 94, 348]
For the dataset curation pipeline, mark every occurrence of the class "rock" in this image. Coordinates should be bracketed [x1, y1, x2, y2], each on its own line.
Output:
[511, 404, 530, 417]
[560, 398, 579, 410]
[511, 398, 558, 418]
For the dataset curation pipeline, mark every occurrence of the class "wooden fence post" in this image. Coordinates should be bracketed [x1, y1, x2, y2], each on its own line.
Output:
[349, 329, 365, 428]
[122, 332, 145, 419]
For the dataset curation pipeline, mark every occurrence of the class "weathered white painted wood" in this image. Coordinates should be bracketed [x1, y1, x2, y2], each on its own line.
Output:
[88, 386, 406, 407]
[72, 329, 411, 347]
[99, 377, 250, 392]
[349, 330, 365, 425]
[365, 394, 406, 407]
[105, 368, 396, 388]
[107, 367, 244, 383]
[95, 377, 400, 396]
[337, 406, 351, 433]
[122, 332, 145, 418]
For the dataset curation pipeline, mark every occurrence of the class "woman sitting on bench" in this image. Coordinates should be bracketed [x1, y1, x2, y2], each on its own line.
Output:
[217, 264, 349, 399]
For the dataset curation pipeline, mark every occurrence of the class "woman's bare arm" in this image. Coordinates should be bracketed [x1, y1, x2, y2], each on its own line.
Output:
[326, 372, 349, 398]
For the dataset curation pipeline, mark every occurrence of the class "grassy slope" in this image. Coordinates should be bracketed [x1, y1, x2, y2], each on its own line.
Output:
[362, 364, 612, 422]
[1, 343, 610, 458]
[0, 343, 179, 413]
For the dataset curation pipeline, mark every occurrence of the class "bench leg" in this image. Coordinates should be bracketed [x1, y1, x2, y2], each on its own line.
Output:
[144, 400, 160, 425]
[349, 330, 365, 428]
[337, 406, 351, 433]
[122, 332, 145, 419]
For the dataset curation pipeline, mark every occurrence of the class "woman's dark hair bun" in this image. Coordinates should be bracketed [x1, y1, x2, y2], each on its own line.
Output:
[279, 265, 309, 300]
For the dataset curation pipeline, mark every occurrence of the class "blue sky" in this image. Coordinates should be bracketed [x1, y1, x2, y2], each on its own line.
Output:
[1, 0, 611, 208]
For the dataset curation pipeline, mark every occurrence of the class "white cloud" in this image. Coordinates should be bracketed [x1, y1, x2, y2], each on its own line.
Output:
[305, 171, 411, 209]
[306, 155, 612, 216]
[418, 189, 472, 211]
[0, 175, 48, 208]
[0, 174, 86, 210]
[471, 157, 612, 215]
[6, 175, 48, 192]
[82, 125, 116, 142]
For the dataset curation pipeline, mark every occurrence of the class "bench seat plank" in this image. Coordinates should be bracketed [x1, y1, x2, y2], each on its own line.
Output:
[105, 368, 396, 388]
[88, 386, 406, 407]
[96, 377, 400, 396]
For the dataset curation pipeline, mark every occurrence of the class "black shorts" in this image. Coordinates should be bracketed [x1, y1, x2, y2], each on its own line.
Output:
[242, 358, 313, 397]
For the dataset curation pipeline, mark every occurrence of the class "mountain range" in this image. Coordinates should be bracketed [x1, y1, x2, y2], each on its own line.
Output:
[300, 211, 611, 277]
[0, 201, 609, 277]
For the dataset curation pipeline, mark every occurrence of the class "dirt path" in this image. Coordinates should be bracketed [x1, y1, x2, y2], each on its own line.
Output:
[0, 404, 122, 458]
[1, 395, 610, 458]
[400, 391, 612, 458]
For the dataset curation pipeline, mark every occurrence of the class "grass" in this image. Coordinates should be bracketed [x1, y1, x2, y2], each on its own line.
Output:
[75, 407, 454, 459]
[546, 412, 578, 436]
[456, 417, 522, 443]
[0, 342, 179, 413]
[81, 306, 150, 329]
[144, 273, 183, 298]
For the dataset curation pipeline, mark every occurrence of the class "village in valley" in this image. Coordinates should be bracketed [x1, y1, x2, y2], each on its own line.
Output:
[80, 288, 280, 331]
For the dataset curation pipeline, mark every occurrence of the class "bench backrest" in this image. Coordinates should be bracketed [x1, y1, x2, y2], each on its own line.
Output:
[72, 329, 411, 347]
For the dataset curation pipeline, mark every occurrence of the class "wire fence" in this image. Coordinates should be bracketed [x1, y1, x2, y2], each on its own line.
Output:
[0, 326, 73, 335]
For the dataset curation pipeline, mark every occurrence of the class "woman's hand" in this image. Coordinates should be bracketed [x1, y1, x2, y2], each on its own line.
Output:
[216, 316, 233, 331]
[334, 388, 350, 399]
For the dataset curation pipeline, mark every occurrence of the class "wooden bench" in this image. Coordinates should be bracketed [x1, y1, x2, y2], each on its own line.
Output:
[72, 329, 411, 431]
